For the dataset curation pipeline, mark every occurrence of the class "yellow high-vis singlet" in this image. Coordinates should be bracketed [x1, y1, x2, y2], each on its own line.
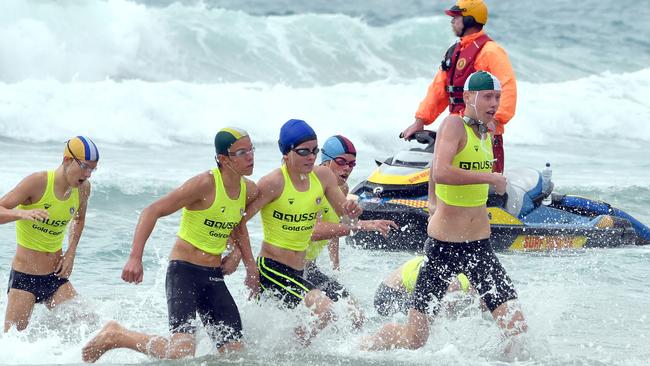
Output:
[261, 165, 324, 252]
[436, 121, 493, 207]
[177, 168, 246, 255]
[16, 171, 79, 253]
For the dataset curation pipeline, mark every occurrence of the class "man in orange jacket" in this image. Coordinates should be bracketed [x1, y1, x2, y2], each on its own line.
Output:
[401, 0, 516, 173]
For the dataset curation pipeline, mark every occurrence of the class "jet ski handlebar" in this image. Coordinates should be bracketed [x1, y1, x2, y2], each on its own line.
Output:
[399, 130, 437, 146]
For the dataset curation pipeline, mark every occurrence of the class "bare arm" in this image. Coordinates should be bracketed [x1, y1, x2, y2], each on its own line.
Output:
[241, 170, 283, 223]
[221, 239, 242, 275]
[0, 172, 49, 224]
[327, 238, 340, 271]
[234, 179, 259, 269]
[433, 117, 504, 191]
[122, 172, 213, 283]
[234, 179, 261, 296]
[56, 181, 91, 278]
[315, 166, 362, 219]
[312, 179, 395, 240]
[427, 168, 436, 215]
[311, 221, 352, 241]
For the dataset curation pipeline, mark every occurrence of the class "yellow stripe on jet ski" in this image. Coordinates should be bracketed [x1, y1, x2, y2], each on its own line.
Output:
[367, 169, 430, 185]
[385, 202, 525, 221]
[388, 199, 428, 209]
[509, 235, 588, 250]
[487, 207, 523, 225]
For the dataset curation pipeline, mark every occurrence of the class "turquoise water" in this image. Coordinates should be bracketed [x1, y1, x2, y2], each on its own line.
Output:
[1, 0, 649, 364]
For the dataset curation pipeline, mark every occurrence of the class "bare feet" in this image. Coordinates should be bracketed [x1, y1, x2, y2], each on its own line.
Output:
[294, 325, 313, 347]
[349, 306, 365, 330]
[82, 321, 125, 363]
[359, 335, 373, 351]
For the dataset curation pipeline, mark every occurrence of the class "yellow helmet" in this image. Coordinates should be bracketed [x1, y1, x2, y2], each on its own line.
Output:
[444, 0, 488, 25]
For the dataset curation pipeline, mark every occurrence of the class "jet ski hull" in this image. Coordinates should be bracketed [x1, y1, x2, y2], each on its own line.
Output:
[347, 195, 646, 252]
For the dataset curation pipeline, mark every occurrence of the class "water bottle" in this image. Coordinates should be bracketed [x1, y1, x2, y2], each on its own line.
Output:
[541, 163, 553, 205]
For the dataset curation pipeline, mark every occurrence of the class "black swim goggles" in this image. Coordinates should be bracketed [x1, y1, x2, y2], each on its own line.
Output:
[462, 116, 489, 135]
[292, 146, 320, 157]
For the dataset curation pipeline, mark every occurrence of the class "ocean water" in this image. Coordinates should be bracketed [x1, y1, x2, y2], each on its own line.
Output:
[1, 0, 649, 365]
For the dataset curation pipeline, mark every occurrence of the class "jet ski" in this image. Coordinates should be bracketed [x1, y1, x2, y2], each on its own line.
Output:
[347, 130, 650, 252]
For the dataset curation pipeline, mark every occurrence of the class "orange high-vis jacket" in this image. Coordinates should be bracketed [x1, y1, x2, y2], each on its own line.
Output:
[415, 31, 517, 135]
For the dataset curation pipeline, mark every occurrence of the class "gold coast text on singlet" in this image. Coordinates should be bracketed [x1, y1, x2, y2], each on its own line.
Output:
[16, 171, 79, 253]
[177, 168, 246, 256]
[261, 165, 324, 252]
[436, 121, 493, 207]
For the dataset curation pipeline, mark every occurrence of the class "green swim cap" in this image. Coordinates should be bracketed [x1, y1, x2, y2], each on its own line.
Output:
[214, 127, 249, 156]
[464, 70, 501, 92]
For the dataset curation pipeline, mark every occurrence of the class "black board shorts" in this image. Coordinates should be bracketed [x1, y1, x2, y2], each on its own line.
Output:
[373, 282, 411, 316]
[257, 257, 315, 309]
[166, 260, 242, 349]
[412, 238, 517, 315]
[304, 262, 349, 302]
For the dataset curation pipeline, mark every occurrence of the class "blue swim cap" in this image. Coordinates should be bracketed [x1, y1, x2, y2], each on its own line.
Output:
[278, 119, 317, 155]
[321, 135, 356, 164]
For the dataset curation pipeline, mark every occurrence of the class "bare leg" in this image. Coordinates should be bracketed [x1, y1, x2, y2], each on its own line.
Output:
[81, 321, 196, 362]
[361, 308, 430, 351]
[4, 289, 36, 332]
[295, 289, 336, 345]
[491, 300, 528, 359]
[45, 281, 78, 310]
[492, 301, 527, 337]
[345, 296, 365, 330]
[218, 340, 243, 353]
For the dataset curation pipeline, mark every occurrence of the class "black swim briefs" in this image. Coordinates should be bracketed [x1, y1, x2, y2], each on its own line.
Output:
[7, 269, 69, 303]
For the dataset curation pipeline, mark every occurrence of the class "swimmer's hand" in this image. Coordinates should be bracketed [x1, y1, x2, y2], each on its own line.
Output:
[491, 173, 507, 195]
[121, 257, 144, 284]
[359, 220, 398, 237]
[222, 246, 242, 275]
[55, 253, 75, 278]
[18, 208, 49, 221]
[342, 199, 363, 219]
[245, 267, 260, 300]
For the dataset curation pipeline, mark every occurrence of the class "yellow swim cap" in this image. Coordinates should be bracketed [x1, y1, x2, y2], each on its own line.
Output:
[64, 136, 100, 161]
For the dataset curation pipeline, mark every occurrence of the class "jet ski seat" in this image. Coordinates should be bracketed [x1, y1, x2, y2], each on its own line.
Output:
[502, 168, 545, 218]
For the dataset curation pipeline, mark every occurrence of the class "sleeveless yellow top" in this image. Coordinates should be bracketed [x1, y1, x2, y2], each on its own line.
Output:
[261, 165, 324, 252]
[401, 256, 470, 293]
[305, 197, 339, 261]
[16, 170, 79, 253]
[436, 121, 493, 207]
[177, 168, 246, 255]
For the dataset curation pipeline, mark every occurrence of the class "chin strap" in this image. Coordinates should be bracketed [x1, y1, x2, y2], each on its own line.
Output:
[462, 114, 492, 156]
[462, 116, 488, 135]
[215, 155, 244, 177]
[465, 91, 489, 136]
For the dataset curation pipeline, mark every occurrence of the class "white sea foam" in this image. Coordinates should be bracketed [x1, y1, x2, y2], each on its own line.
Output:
[0, 0, 448, 85]
[1, 68, 649, 150]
